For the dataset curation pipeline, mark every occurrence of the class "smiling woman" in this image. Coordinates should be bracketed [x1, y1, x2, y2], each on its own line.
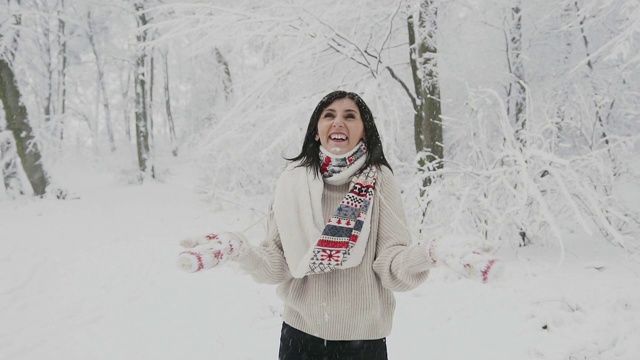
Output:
[286, 91, 392, 176]
[176, 90, 500, 360]
[315, 97, 365, 155]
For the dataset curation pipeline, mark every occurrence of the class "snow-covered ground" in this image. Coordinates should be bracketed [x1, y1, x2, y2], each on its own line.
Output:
[1, 159, 640, 360]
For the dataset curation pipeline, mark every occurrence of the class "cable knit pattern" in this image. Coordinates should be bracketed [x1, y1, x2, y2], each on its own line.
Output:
[235, 166, 432, 340]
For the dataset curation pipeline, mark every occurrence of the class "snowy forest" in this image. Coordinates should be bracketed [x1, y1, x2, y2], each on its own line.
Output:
[2, 0, 640, 359]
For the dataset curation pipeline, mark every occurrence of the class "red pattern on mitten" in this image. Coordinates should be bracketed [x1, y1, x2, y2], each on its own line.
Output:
[458, 252, 503, 283]
[177, 232, 248, 273]
[425, 236, 502, 283]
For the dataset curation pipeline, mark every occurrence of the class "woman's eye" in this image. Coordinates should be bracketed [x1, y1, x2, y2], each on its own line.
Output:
[323, 113, 334, 118]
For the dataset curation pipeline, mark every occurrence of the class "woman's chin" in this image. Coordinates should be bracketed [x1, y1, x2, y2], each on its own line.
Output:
[329, 147, 346, 155]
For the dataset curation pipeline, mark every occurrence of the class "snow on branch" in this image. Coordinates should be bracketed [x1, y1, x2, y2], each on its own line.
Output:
[412, 87, 638, 256]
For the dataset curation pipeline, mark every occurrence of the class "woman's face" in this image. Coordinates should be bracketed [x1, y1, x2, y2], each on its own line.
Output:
[315, 98, 365, 155]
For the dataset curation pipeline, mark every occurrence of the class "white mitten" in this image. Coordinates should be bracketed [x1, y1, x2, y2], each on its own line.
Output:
[425, 235, 502, 283]
[458, 251, 503, 283]
[177, 232, 248, 273]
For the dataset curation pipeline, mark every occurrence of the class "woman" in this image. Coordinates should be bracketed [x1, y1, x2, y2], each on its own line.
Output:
[178, 91, 499, 359]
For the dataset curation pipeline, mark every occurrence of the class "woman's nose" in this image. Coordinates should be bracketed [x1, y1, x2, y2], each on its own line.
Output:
[332, 117, 345, 127]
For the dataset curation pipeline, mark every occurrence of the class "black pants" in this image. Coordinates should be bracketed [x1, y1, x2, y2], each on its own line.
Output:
[278, 322, 388, 360]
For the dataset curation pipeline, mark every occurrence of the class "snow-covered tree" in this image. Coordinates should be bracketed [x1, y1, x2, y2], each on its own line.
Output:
[1, 0, 637, 250]
[0, 0, 50, 196]
[407, 0, 443, 191]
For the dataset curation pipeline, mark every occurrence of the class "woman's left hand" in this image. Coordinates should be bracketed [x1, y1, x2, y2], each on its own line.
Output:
[425, 236, 503, 283]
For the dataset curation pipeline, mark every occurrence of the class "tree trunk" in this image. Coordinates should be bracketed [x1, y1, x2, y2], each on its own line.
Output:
[1, 130, 27, 196]
[161, 50, 178, 156]
[148, 45, 155, 146]
[87, 11, 116, 152]
[41, 7, 54, 126]
[120, 69, 132, 142]
[57, 0, 67, 141]
[408, 0, 443, 190]
[0, 58, 49, 196]
[134, 3, 154, 180]
[214, 48, 232, 102]
[505, 1, 529, 244]
[575, 1, 617, 178]
[552, 2, 575, 152]
[507, 2, 527, 147]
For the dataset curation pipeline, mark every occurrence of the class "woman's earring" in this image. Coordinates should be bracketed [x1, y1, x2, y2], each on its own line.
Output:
[315, 134, 319, 141]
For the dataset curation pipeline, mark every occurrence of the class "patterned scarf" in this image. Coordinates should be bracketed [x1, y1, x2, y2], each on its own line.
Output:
[273, 141, 378, 278]
[308, 144, 377, 274]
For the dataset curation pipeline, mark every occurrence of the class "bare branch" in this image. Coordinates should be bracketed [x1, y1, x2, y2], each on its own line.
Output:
[385, 65, 417, 112]
[301, 8, 377, 78]
[376, 0, 403, 73]
[326, 43, 371, 70]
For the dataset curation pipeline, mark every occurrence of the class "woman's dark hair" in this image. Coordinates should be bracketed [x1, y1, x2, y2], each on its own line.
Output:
[287, 90, 392, 174]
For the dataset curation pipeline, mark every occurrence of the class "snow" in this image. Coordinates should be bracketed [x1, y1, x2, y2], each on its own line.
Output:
[1, 160, 640, 360]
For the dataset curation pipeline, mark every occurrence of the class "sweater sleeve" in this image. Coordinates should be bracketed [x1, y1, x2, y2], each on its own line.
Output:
[235, 208, 293, 285]
[372, 166, 433, 292]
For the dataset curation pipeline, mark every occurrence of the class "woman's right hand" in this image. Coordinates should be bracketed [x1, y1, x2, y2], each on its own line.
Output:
[177, 232, 248, 273]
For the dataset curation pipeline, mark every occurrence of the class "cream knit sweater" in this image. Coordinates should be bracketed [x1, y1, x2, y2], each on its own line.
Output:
[236, 166, 432, 341]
